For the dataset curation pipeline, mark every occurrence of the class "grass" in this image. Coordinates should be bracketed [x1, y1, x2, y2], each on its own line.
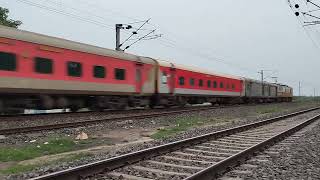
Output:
[151, 116, 205, 139]
[0, 138, 76, 162]
[151, 116, 231, 139]
[293, 96, 320, 103]
[152, 101, 320, 139]
[256, 107, 279, 114]
[0, 153, 90, 175]
[0, 164, 38, 175]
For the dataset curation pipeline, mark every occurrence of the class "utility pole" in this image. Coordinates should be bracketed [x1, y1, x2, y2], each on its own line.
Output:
[115, 24, 122, 51]
[115, 24, 132, 51]
[298, 81, 301, 97]
[258, 70, 264, 95]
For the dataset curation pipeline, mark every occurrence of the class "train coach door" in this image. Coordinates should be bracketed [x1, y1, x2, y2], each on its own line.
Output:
[169, 64, 176, 94]
[135, 63, 143, 94]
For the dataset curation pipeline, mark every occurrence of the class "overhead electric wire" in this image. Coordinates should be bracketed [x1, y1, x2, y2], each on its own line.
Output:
[307, 0, 320, 9]
[120, 18, 151, 47]
[156, 38, 256, 75]
[41, 0, 123, 27]
[303, 12, 320, 19]
[129, 34, 162, 41]
[307, 8, 320, 12]
[64, 0, 260, 76]
[14, 0, 262, 76]
[287, 0, 320, 50]
[124, 30, 156, 50]
[14, 0, 116, 31]
[128, 20, 150, 24]
[71, 0, 142, 22]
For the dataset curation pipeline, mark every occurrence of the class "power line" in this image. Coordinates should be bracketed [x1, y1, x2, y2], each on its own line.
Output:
[288, 0, 320, 50]
[124, 30, 156, 50]
[71, 0, 142, 22]
[14, 0, 116, 31]
[127, 20, 150, 24]
[120, 19, 151, 47]
[156, 38, 256, 75]
[37, 0, 119, 23]
[14, 0, 270, 77]
[129, 34, 163, 41]
[48, 0, 259, 75]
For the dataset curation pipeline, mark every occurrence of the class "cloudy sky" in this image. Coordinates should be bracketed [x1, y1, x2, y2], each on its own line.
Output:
[1, 0, 320, 96]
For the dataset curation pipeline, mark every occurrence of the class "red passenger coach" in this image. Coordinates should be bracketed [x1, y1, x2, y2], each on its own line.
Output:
[0, 25, 157, 112]
[155, 61, 244, 106]
[0, 25, 292, 113]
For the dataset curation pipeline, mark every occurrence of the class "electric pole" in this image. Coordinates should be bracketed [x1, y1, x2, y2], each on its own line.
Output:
[258, 70, 277, 95]
[299, 81, 301, 97]
[258, 70, 264, 95]
[115, 24, 132, 51]
[115, 24, 121, 51]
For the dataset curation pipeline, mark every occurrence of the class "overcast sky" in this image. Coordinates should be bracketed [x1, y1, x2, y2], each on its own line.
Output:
[1, 0, 319, 96]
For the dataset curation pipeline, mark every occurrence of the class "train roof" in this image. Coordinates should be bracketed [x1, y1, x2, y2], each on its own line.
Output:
[176, 64, 243, 80]
[275, 83, 293, 88]
[156, 59, 242, 80]
[0, 25, 157, 65]
[242, 78, 278, 86]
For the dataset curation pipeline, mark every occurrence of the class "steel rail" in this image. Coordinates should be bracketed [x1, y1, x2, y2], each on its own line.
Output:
[0, 104, 204, 117]
[28, 107, 320, 180]
[185, 114, 320, 180]
[0, 105, 230, 135]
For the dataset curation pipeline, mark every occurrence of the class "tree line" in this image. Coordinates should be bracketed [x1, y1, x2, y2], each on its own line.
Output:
[0, 7, 22, 28]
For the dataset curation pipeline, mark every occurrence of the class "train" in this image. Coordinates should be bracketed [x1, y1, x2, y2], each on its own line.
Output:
[0, 25, 293, 113]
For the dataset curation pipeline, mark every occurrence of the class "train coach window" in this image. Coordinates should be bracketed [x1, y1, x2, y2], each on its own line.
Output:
[213, 81, 217, 88]
[93, 65, 106, 78]
[115, 68, 126, 80]
[179, 76, 185, 85]
[232, 84, 235, 90]
[34, 57, 53, 74]
[0, 52, 16, 71]
[199, 79, 203, 87]
[220, 82, 224, 88]
[189, 78, 195, 86]
[67, 61, 82, 77]
[207, 80, 211, 88]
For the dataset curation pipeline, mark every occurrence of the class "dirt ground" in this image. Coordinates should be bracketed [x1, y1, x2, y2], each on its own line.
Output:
[1, 102, 319, 178]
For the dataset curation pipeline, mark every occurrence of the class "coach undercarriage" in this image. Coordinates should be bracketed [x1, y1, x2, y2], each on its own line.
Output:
[0, 93, 292, 114]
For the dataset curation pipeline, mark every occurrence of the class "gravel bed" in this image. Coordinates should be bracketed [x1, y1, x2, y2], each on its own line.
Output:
[220, 111, 320, 180]
[1, 102, 317, 145]
[4, 102, 320, 179]
[153, 156, 211, 167]
[101, 109, 320, 180]
[0, 107, 198, 130]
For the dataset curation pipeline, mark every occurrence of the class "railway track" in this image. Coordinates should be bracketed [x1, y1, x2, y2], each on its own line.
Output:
[0, 104, 236, 135]
[29, 107, 320, 180]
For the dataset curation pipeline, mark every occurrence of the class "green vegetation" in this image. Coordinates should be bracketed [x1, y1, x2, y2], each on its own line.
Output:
[0, 7, 22, 28]
[0, 164, 38, 175]
[293, 96, 320, 103]
[0, 136, 104, 175]
[0, 138, 76, 162]
[256, 107, 279, 114]
[0, 153, 90, 175]
[151, 117, 204, 139]
[151, 116, 229, 139]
